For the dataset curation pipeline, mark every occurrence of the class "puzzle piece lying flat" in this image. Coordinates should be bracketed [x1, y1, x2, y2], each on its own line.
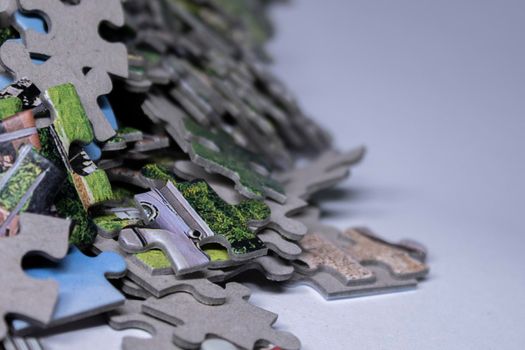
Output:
[0, 213, 69, 339]
[173, 159, 305, 241]
[93, 235, 226, 305]
[109, 299, 183, 350]
[142, 94, 285, 202]
[257, 229, 302, 261]
[137, 166, 270, 264]
[290, 265, 419, 300]
[290, 208, 429, 299]
[119, 227, 209, 275]
[172, 160, 303, 254]
[277, 148, 365, 200]
[13, 246, 126, 333]
[337, 228, 429, 279]
[143, 282, 301, 350]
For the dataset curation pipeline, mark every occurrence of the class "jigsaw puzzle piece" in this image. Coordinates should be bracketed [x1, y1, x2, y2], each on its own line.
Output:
[93, 235, 227, 305]
[290, 265, 419, 301]
[172, 159, 308, 241]
[336, 228, 429, 279]
[42, 83, 114, 208]
[119, 227, 210, 275]
[108, 299, 183, 350]
[13, 246, 126, 332]
[277, 148, 365, 199]
[143, 282, 301, 350]
[137, 165, 270, 263]
[142, 94, 285, 202]
[0, 213, 69, 339]
[257, 229, 302, 260]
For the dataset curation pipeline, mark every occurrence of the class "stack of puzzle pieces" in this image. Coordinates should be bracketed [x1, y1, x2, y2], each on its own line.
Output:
[0, 1, 430, 349]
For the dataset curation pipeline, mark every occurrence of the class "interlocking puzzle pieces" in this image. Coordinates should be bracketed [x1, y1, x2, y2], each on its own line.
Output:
[171, 160, 303, 258]
[134, 166, 271, 270]
[13, 246, 126, 333]
[143, 282, 301, 350]
[290, 212, 429, 299]
[0, 213, 69, 339]
[93, 235, 227, 305]
[142, 94, 286, 203]
[0, 0, 128, 141]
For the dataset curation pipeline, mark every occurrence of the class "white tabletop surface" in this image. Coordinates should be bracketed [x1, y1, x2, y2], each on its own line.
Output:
[41, 1, 525, 349]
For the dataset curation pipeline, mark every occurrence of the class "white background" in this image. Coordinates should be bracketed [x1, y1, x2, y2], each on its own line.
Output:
[41, 1, 525, 349]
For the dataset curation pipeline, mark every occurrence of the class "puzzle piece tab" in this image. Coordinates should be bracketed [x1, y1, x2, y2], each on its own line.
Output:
[143, 282, 301, 350]
[13, 246, 126, 332]
[0, 213, 69, 339]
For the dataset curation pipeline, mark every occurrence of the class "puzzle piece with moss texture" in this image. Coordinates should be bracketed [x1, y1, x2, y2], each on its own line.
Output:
[93, 205, 145, 238]
[93, 235, 227, 305]
[290, 208, 429, 299]
[142, 95, 285, 203]
[43, 83, 113, 209]
[137, 165, 270, 267]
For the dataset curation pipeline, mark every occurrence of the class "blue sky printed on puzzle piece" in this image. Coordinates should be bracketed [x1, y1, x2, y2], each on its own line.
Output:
[13, 246, 126, 331]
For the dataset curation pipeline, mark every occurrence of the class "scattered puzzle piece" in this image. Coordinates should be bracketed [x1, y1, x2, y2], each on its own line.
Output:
[0, 213, 69, 339]
[143, 282, 301, 350]
[108, 299, 183, 350]
[13, 246, 126, 333]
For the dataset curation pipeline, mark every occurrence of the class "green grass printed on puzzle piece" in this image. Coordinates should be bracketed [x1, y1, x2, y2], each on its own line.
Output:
[83, 170, 114, 204]
[93, 214, 139, 235]
[46, 84, 93, 148]
[184, 118, 284, 198]
[136, 164, 270, 268]
[0, 160, 41, 210]
[0, 97, 22, 120]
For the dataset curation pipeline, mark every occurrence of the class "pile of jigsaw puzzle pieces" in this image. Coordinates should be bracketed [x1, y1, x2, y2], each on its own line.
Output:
[0, 0, 430, 349]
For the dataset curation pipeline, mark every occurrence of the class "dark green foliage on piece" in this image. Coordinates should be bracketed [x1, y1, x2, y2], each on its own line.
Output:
[184, 117, 285, 201]
[141, 163, 270, 255]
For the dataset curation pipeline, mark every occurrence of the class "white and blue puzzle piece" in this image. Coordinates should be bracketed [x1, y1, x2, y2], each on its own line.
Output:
[13, 246, 126, 333]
